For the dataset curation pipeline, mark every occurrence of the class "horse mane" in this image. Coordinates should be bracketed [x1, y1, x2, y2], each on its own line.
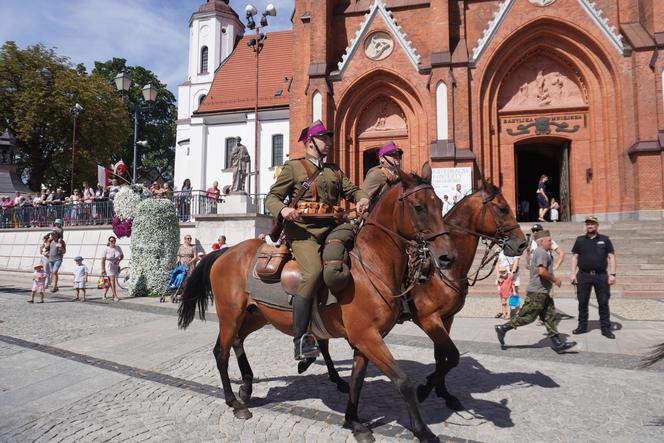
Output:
[369, 171, 431, 209]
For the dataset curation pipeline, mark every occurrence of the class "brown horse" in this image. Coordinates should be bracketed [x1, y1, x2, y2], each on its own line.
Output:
[178, 164, 453, 442]
[407, 182, 527, 409]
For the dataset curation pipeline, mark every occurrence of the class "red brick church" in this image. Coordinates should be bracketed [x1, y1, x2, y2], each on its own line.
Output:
[191, 0, 664, 221]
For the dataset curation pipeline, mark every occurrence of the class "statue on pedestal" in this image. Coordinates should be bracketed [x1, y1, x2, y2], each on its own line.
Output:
[230, 136, 250, 192]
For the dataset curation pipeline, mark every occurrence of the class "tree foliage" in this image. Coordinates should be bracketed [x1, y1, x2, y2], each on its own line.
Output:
[0, 42, 131, 191]
[93, 58, 177, 182]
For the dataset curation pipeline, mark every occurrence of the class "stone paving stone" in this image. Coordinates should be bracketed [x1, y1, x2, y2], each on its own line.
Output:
[1, 287, 664, 442]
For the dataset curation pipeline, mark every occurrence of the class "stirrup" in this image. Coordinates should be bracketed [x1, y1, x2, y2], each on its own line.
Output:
[294, 333, 320, 360]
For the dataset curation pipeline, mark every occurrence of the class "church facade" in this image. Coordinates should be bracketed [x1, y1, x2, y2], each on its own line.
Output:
[176, 0, 664, 221]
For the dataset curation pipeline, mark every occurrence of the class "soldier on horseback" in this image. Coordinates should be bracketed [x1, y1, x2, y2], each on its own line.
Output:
[265, 120, 369, 360]
[362, 141, 403, 207]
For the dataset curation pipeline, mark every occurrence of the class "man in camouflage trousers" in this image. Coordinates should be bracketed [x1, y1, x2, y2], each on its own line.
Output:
[494, 229, 577, 354]
[265, 120, 369, 360]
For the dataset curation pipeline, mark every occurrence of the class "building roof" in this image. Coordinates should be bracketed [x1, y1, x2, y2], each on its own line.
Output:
[196, 31, 292, 114]
[197, 0, 236, 16]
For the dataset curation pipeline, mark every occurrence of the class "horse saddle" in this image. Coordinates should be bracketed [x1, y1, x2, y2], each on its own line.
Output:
[249, 243, 333, 309]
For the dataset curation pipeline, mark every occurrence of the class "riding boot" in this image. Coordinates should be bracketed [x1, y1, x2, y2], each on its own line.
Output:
[494, 323, 514, 346]
[550, 335, 577, 354]
[292, 295, 320, 360]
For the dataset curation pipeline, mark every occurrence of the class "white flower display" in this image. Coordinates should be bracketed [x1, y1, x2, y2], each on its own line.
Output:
[114, 184, 151, 220]
[128, 198, 180, 297]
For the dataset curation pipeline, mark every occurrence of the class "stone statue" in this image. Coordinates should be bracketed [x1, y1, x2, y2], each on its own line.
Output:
[230, 136, 250, 192]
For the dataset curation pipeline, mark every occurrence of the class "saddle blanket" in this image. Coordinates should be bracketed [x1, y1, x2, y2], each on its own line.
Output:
[245, 274, 337, 340]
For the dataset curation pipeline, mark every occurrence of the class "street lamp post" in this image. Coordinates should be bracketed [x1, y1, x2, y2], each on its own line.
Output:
[245, 3, 276, 196]
[113, 73, 158, 183]
[70, 103, 84, 195]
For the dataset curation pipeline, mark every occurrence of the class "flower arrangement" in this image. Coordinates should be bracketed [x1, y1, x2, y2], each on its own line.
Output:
[112, 185, 151, 238]
[128, 198, 180, 297]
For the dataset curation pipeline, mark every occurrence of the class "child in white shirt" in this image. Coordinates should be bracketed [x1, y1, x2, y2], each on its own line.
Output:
[73, 256, 89, 301]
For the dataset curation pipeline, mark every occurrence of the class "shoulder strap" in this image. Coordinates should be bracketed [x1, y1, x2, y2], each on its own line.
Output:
[291, 159, 322, 208]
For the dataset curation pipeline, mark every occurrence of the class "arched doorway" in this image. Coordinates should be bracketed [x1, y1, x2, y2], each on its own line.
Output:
[334, 70, 427, 184]
[475, 19, 621, 219]
[515, 139, 571, 221]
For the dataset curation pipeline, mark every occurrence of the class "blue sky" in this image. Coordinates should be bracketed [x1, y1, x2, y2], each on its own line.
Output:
[0, 0, 294, 95]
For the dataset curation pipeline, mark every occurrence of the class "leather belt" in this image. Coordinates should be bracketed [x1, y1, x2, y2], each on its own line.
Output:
[580, 270, 606, 275]
[296, 201, 344, 218]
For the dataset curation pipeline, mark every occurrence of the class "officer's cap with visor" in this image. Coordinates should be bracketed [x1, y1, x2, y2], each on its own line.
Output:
[377, 141, 403, 158]
[584, 215, 599, 225]
[298, 120, 333, 144]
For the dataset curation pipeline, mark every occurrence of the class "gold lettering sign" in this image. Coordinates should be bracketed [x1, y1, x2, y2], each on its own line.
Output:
[501, 114, 585, 136]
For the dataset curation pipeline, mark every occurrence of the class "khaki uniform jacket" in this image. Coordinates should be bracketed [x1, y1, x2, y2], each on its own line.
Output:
[362, 166, 399, 206]
[265, 157, 368, 240]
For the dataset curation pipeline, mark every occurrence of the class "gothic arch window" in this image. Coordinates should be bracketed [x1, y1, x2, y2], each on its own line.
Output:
[200, 46, 209, 74]
[312, 91, 322, 122]
[436, 81, 448, 140]
[272, 134, 284, 167]
[224, 137, 234, 169]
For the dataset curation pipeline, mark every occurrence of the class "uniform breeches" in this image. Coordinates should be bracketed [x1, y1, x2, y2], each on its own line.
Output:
[510, 292, 559, 337]
[289, 237, 324, 299]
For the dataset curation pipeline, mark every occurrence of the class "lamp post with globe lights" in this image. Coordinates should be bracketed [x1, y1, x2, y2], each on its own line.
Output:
[113, 72, 158, 183]
[245, 3, 276, 195]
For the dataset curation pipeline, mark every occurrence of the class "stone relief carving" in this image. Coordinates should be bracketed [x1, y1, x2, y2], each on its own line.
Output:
[364, 32, 394, 61]
[499, 54, 586, 111]
[358, 98, 407, 136]
[528, 0, 557, 6]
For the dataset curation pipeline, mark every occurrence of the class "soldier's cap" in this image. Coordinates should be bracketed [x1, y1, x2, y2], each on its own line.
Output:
[298, 120, 333, 144]
[531, 223, 543, 232]
[533, 229, 551, 240]
[584, 215, 599, 224]
[377, 142, 403, 158]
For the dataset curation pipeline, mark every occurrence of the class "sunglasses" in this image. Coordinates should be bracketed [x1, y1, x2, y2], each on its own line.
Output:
[109, 239, 116, 242]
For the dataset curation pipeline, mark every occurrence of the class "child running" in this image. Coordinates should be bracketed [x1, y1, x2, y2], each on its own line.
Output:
[73, 256, 89, 301]
[29, 263, 48, 303]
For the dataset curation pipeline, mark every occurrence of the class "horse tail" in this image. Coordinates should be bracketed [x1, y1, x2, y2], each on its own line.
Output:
[177, 249, 228, 330]
[641, 342, 664, 368]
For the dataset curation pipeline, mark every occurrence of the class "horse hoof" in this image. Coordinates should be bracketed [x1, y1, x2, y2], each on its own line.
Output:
[352, 430, 375, 443]
[233, 407, 252, 420]
[239, 386, 252, 404]
[445, 397, 464, 412]
[297, 357, 316, 374]
[416, 384, 430, 402]
[334, 379, 350, 393]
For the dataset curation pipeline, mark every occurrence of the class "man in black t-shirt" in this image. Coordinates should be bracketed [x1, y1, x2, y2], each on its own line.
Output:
[569, 215, 617, 339]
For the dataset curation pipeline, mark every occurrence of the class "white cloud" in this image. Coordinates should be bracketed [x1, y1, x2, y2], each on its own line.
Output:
[0, 0, 295, 96]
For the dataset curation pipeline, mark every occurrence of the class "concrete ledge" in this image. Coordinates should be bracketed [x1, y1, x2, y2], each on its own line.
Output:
[571, 210, 664, 222]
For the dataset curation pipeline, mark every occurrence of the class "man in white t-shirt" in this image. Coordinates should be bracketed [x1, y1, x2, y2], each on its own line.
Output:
[442, 195, 453, 216]
[452, 183, 463, 204]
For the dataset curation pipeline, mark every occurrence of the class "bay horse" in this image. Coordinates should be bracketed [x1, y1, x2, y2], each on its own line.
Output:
[407, 182, 527, 410]
[178, 164, 453, 442]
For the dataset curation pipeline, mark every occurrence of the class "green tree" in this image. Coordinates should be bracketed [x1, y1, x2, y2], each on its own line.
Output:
[93, 58, 177, 182]
[0, 42, 131, 191]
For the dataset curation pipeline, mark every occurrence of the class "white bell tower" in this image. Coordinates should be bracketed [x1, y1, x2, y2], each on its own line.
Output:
[178, 0, 243, 120]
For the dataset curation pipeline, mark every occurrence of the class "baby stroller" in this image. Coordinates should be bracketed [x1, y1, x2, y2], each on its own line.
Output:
[162, 264, 188, 303]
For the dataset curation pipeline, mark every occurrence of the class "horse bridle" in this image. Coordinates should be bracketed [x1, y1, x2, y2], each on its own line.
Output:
[352, 184, 448, 301]
[442, 190, 522, 286]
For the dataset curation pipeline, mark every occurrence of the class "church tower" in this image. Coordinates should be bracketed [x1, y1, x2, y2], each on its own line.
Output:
[177, 0, 243, 122]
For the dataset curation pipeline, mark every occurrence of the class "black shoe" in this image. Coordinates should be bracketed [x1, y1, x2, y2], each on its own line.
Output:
[572, 326, 588, 335]
[601, 329, 615, 339]
[294, 333, 320, 360]
[550, 335, 577, 354]
[494, 323, 513, 346]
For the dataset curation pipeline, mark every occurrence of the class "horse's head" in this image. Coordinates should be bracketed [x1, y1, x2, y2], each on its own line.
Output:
[447, 180, 527, 256]
[379, 162, 453, 269]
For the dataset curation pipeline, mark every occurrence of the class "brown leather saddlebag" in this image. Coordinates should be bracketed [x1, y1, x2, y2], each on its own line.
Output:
[255, 243, 291, 280]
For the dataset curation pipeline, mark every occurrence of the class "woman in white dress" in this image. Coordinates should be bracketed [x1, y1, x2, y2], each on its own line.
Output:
[100, 236, 123, 302]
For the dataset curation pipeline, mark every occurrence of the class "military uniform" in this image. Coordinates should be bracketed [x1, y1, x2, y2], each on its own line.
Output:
[363, 166, 398, 206]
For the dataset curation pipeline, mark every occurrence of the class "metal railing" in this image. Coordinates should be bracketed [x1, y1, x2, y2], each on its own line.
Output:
[0, 191, 269, 228]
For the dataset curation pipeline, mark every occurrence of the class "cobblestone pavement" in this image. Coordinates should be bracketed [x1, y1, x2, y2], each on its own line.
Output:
[1, 276, 663, 442]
